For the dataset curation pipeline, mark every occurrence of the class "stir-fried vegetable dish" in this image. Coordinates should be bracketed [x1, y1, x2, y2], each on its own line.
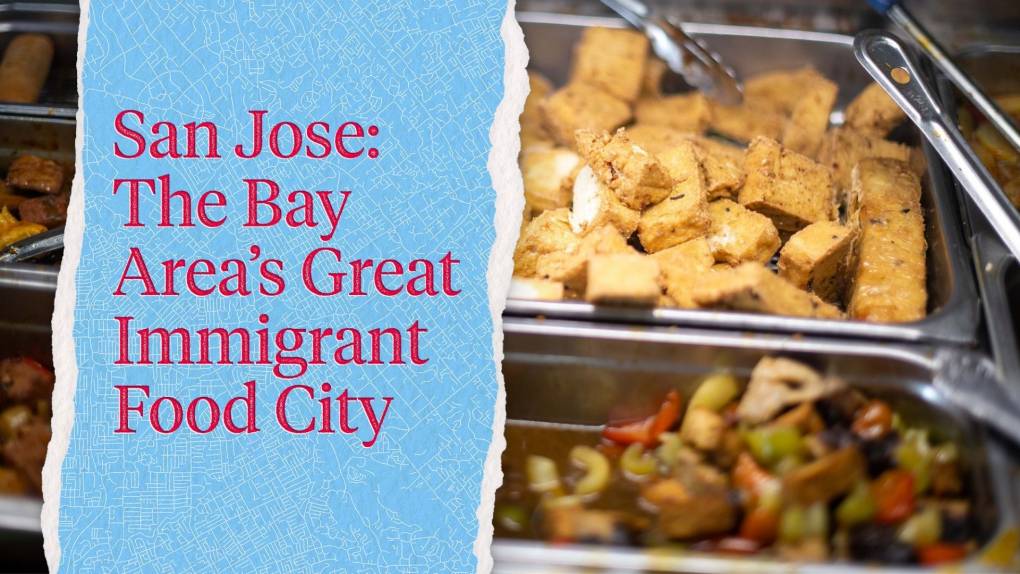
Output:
[495, 357, 973, 566]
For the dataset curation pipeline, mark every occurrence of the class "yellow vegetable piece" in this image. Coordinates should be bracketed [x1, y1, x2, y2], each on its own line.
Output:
[0, 222, 45, 249]
[688, 373, 740, 412]
[526, 455, 561, 493]
[569, 445, 610, 496]
[621, 443, 657, 478]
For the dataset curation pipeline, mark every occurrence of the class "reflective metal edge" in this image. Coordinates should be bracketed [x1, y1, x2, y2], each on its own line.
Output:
[508, 11, 980, 346]
[937, 45, 1020, 395]
[494, 317, 1020, 574]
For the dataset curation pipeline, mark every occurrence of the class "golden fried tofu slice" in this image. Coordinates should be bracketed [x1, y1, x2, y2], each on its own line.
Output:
[540, 83, 632, 148]
[520, 71, 555, 151]
[693, 263, 844, 319]
[585, 253, 660, 306]
[707, 199, 781, 265]
[513, 208, 579, 277]
[571, 27, 649, 103]
[846, 159, 927, 323]
[635, 93, 712, 133]
[508, 277, 565, 301]
[781, 77, 838, 158]
[536, 224, 633, 292]
[740, 136, 836, 233]
[521, 147, 582, 213]
[817, 127, 914, 192]
[651, 237, 714, 307]
[638, 141, 710, 252]
[568, 165, 640, 236]
[709, 100, 786, 142]
[689, 136, 745, 200]
[575, 128, 673, 210]
[641, 57, 668, 98]
[625, 124, 695, 156]
[845, 83, 906, 137]
[744, 67, 831, 114]
[778, 221, 856, 304]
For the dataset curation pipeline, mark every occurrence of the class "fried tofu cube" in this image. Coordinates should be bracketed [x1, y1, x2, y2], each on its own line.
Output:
[585, 253, 661, 306]
[693, 263, 844, 319]
[625, 124, 694, 156]
[707, 199, 781, 265]
[576, 128, 673, 210]
[689, 136, 745, 200]
[744, 67, 831, 114]
[638, 142, 710, 252]
[569, 165, 640, 236]
[508, 277, 565, 301]
[709, 100, 786, 142]
[817, 127, 914, 192]
[513, 208, 579, 277]
[641, 57, 668, 98]
[536, 224, 633, 291]
[781, 77, 838, 158]
[740, 136, 836, 233]
[778, 221, 856, 304]
[521, 147, 582, 213]
[540, 83, 632, 148]
[7, 155, 64, 195]
[651, 238, 715, 308]
[847, 159, 927, 323]
[635, 93, 712, 133]
[571, 27, 649, 103]
[845, 83, 906, 137]
[520, 71, 555, 151]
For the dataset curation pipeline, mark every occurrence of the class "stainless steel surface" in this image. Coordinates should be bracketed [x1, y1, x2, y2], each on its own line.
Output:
[513, 12, 980, 345]
[495, 318, 1020, 573]
[599, 0, 743, 104]
[885, 4, 1020, 154]
[0, 3, 78, 118]
[0, 264, 55, 534]
[938, 46, 1020, 401]
[855, 31, 1020, 262]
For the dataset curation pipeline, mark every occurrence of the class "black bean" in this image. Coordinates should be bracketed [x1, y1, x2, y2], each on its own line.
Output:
[848, 524, 916, 564]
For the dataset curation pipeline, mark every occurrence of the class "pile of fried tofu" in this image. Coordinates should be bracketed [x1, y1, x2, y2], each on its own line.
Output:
[512, 27, 928, 324]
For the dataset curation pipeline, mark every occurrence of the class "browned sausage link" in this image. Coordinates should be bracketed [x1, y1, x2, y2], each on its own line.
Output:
[18, 192, 68, 228]
[0, 34, 54, 104]
[7, 155, 65, 195]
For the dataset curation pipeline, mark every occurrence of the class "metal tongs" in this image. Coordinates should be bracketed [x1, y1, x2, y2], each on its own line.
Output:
[601, 0, 743, 105]
[854, 32, 1020, 263]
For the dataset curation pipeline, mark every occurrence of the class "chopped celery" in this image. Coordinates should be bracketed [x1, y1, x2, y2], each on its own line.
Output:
[688, 373, 740, 412]
[569, 445, 610, 495]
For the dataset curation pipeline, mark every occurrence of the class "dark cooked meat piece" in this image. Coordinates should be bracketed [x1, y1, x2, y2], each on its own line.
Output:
[782, 447, 864, 505]
[643, 476, 737, 540]
[18, 192, 68, 228]
[2, 417, 49, 493]
[0, 357, 54, 403]
[860, 432, 900, 476]
[848, 523, 916, 564]
[6, 155, 64, 195]
[541, 505, 639, 545]
[815, 387, 867, 427]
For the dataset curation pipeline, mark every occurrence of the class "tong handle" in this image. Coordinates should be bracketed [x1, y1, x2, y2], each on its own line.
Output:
[854, 31, 1020, 262]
